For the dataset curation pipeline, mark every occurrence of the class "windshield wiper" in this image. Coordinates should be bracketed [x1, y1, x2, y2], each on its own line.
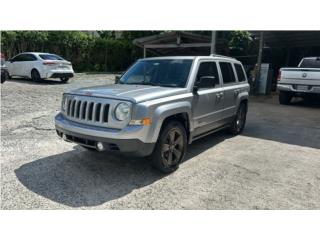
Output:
[123, 82, 157, 86]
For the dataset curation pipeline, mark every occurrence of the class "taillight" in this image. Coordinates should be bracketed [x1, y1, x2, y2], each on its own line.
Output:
[277, 70, 281, 81]
[43, 61, 57, 65]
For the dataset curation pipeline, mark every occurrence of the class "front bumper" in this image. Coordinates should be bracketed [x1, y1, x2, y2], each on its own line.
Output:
[278, 84, 320, 94]
[55, 113, 155, 156]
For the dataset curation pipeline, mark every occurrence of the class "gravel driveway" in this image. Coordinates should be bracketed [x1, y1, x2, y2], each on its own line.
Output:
[1, 74, 320, 209]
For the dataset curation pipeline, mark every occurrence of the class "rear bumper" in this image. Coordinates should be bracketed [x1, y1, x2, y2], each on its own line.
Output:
[47, 70, 74, 79]
[278, 84, 320, 94]
[55, 113, 155, 156]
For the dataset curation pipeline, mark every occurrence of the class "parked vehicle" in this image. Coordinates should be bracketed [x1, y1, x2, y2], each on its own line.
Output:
[1, 53, 9, 84]
[55, 55, 250, 173]
[278, 57, 320, 104]
[6, 52, 74, 83]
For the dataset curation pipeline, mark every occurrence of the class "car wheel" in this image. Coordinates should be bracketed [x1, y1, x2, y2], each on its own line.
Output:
[279, 91, 292, 105]
[60, 77, 69, 83]
[31, 69, 41, 82]
[229, 102, 247, 135]
[151, 121, 187, 173]
[1, 73, 7, 83]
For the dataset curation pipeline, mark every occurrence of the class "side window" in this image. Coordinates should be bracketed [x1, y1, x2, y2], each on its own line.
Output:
[234, 63, 246, 82]
[25, 54, 37, 61]
[17, 54, 29, 62]
[219, 62, 236, 84]
[11, 55, 23, 62]
[196, 62, 220, 89]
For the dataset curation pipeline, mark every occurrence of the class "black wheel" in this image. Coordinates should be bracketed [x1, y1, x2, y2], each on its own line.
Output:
[229, 103, 247, 135]
[1, 72, 7, 83]
[279, 91, 292, 105]
[60, 77, 69, 83]
[151, 121, 187, 173]
[31, 69, 41, 82]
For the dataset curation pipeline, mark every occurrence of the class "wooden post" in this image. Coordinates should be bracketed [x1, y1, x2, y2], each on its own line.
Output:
[255, 31, 264, 94]
[210, 31, 217, 54]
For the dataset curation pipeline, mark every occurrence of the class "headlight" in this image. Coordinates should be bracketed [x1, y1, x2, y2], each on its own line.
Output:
[61, 95, 67, 111]
[114, 102, 131, 121]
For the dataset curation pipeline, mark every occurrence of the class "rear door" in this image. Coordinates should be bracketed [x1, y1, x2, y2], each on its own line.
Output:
[20, 54, 38, 76]
[218, 61, 238, 119]
[192, 61, 224, 136]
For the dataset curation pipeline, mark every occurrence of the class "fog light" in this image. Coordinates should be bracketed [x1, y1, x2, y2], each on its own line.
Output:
[96, 142, 104, 151]
[62, 134, 67, 141]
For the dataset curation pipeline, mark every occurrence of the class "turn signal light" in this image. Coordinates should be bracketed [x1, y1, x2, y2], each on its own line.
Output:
[277, 70, 281, 81]
[129, 118, 152, 126]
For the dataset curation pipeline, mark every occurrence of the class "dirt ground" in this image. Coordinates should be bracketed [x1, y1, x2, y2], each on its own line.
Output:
[1, 74, 320, 209]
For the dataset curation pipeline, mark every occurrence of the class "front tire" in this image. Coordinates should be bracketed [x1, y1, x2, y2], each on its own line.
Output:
[31, 69, 42, 82]
[229, 102, 247, 135]
[151, 121, 187, 173]
[279, 91, 292, 105]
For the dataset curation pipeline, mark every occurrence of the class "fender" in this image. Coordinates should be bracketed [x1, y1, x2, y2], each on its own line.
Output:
[235, 91, 249, 111]
[146, 101, 193, 143]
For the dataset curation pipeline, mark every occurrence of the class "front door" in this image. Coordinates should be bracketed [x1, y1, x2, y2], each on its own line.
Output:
[192, 61, 224, 137]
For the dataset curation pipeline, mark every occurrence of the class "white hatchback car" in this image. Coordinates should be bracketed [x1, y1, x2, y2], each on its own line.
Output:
[6, 52, 74, 82]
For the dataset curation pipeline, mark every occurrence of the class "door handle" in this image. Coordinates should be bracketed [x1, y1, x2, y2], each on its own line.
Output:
[216, 92, 224, 101]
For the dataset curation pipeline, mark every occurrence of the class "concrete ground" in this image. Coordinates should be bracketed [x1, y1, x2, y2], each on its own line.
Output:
[1, 74, 320, 209]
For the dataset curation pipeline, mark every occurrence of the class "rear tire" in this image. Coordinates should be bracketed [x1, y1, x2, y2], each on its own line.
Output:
[229, 102, 247, 135]
[31, 69, 41, 82]
[60, 77, 69, 83]
[279, 91, 292, 105]
[151, 121, 187, 173]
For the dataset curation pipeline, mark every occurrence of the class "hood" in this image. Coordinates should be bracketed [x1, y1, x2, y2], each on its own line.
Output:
[68, 84, 187, 103]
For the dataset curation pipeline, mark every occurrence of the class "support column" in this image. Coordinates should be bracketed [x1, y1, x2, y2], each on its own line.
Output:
[210, 31, 217, 55]
[143, 47, 146, 58]
[255, 31, 264, 94]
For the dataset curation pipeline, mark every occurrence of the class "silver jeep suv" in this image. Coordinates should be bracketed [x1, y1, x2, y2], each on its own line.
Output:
[55, 55, 250, 173]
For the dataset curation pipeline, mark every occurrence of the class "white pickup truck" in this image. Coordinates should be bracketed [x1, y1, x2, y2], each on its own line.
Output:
[277, 57, 320, 104]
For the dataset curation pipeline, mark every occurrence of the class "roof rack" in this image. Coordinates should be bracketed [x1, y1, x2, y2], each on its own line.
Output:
[210, 54, 235, 60]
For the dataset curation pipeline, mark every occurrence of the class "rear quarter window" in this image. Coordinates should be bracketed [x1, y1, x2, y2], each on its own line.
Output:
[39, 54, 64, 60]
[234, 63, 246, 82]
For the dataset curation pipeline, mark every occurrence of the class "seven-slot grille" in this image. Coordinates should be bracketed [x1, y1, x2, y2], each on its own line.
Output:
[64, 96, 110, 125]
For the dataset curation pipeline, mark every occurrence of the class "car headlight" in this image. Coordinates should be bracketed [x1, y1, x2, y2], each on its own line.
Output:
[114, 102, 131, 121]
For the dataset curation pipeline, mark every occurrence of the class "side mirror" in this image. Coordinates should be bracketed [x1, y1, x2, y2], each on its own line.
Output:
[115, 75, 121, 84]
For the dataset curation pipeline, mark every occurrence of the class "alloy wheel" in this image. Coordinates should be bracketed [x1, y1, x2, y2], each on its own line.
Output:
[161, 128, 184, 167]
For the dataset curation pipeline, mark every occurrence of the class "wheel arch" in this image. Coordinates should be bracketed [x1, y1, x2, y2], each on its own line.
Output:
[30, 67, 42, 79]
[147, 101, 193, 143]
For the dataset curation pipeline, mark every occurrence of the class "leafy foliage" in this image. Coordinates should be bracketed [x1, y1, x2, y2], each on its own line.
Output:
[0, 31, 255, 72]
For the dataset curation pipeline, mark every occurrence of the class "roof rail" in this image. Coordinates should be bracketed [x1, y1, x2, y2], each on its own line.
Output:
[210, 54, 235, 60]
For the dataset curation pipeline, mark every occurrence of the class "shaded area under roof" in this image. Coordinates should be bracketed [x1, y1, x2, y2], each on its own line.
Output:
[251, 31, 320, 48]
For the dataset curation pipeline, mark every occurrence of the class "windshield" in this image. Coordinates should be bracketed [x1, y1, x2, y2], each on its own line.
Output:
[39, 54, 64, 60]
[299, 58, 320, 68]
[119, 59, 193, 88]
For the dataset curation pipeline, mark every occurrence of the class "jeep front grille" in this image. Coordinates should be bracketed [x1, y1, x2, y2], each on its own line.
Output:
[64, 96, 110, 125]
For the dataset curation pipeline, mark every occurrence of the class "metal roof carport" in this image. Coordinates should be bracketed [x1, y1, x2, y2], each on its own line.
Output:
[133, 31, 222, 57]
